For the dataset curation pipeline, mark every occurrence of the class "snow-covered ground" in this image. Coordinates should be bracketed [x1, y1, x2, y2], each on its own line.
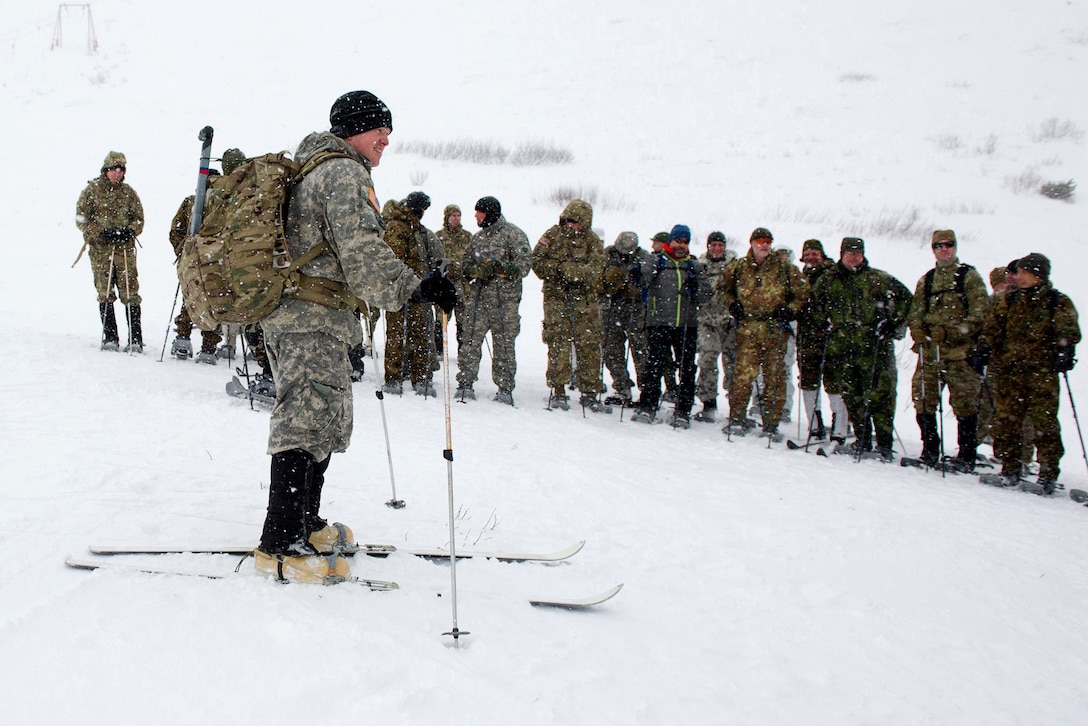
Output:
[1, 1, 1087, 723]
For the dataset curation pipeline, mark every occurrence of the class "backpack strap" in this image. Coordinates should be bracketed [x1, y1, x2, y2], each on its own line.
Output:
[923, 263, 972, 315]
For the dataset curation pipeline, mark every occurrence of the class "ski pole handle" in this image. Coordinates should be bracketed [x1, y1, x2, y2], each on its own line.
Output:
[188, 126, 215, 237]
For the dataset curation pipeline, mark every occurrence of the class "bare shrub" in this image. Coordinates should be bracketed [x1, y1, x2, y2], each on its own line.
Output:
[974, 135, 997, 156]
[839, 72, 876, 82]
[1040, 180, 1076, 201]
[931, 134, 964, 152]
[1031, 118, 1084, 143]
[408, 168, 429, 186]
[510, 141, 574, 166]
[397, 139, 509, 164]
[1005, 169, 1043, 194]
[933, 200, 993, 215]
[852, 206, 933, 240]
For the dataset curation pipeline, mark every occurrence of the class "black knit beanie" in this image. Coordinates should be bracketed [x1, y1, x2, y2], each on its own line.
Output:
[329, 91, 393, 138]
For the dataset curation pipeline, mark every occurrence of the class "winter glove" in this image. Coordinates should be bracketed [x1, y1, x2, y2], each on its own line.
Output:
[966, 342, 991, 375]
[682, 274, 700, 297]
[874, 317, 893, 340]
[414, 272, 458, 315]
[496, 261, 521, 280]
[628, 263, 642, 284]
[465, 260, 496, 281]
[99, 227, 135, 244]
[729, 301, 744, 321]
[927, 326, 946, 344]
[771, 306, 793, 325]
[1054, 345, 1076, 373]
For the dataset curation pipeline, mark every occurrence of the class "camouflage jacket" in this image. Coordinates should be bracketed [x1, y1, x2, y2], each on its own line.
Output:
[261, 132, 420, 346]
[75, 172, 144, 247]
[460, 215, 532, 298]
[532, 200, 605, 301]
[797, 258, 835, 343]
[719, 248, 809, 322]
[437, 220, 473, 289]
[169, 196, 195, 259]
[382, 199, 445, 277]
[598, 244, 650, 302]
[639, 251, 714, 328]
[810, 259, 913, 360]
[981, 282, 1081, 373]
[697, 251, 736, 327]
[907, 256, 989, 361]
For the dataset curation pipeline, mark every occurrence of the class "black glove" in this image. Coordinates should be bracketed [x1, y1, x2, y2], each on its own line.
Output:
[1054, 346, 1076, 373]
[628, 263, 642, 285]
[99, 227, 135, 244]
[682, 274, 699, 296]
[415, 273, 458, 315]
[729, 301, 744, 321]
[967, 342, 991, 374]
[771, 306, 793, 325]
[874, 317, 893, 340]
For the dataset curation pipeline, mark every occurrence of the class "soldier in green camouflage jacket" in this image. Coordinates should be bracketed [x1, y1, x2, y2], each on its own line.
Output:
[382, 192, 445, 396]
[74, 151, 145, 351]
[597, 231, 650, 406]
[906, 230, 989, 470]
[532, 200, 608, 411]
[437, 204, 473, 346]
[797, 239, 836, 438]
[977, 253, 1080, 491]
[719, 227, 808, 436]
[455, 196, 532, 404]
[255, 91, 455, 582]
[810, 238, 912, 459]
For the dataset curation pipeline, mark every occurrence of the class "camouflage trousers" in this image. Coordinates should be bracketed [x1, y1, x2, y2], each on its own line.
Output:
[542, 294, 603, 396]
[695, 320, 736, 403]
[88, 243, 141, 305]
[824, 343, 898, 449]
[728, 322, 789, 426]
[600, 300, 647, 397]
[385, 303, 436, 386]
[456, 283, 523, 393]
[911, 346, 982, 417]
[977, 372, 1035, 464]
[174, 306, 222, 352]
[992, 368, 1061, 480]
[265, 330, 353, 463]
[797, 333, 829, 391]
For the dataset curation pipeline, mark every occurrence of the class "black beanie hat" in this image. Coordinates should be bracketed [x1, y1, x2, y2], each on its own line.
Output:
[707, 231, 727, 244]
[475, 196, 502, 227]
[1017, 252, 1050, 281]
[404, 191, 431, 215]
[329, 91, 393, 138]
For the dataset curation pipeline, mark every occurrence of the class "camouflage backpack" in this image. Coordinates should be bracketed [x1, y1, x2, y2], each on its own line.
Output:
[178, 151, 356, 329]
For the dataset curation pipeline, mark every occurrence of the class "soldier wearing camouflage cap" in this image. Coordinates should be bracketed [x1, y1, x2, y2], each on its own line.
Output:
[75, 151, 145, 352]
[693, 231, 738, 422]
[597, 231, 651, 406]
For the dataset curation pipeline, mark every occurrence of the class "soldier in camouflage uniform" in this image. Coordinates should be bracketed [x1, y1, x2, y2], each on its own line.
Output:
[693, 231, 737, 423]
[810, 237, 912, 460]
[797, 239, 836, 439]
[631, 225, 714, 428]
[976, 253, 1080, 492]
[382, 192, 445, 397]
[437, 204, 473, 348]
[907, 230, 989, 471]
[532, 200, 609, 412]
[168, 149, 246, 364]
[455, 196, 532, 404]
[719, 227, 808, 438]
[255, 91, 455, 583]
[74, 151, 145, 352]
[597, 231, 649, 406]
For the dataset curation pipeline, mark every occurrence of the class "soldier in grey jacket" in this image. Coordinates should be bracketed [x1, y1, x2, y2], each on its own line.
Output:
[256, 91, 455, 583]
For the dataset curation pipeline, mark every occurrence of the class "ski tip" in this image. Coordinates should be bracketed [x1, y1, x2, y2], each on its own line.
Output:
[529, 582, 623, 609]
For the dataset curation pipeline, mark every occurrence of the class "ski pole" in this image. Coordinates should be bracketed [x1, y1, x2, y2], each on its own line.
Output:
[121, 247, 134, 354]
[935, 344, 946, 478]
[439, 309, 468, 642]
[1062, 371, 1088, 477]
[370, 313, 405, 509]
[100, 252, 116, 349]
[158, 281, 181, 362]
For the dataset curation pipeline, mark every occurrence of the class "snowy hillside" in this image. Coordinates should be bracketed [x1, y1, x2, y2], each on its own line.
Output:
[1, 1, 1087, 723]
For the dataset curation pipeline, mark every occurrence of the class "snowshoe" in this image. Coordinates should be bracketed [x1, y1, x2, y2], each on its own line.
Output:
[693, 401, 717, 423]
[580, 395, 612, 414]
[494, 390, 515, 406]
[455, 385, 477, 401]
[123, 341, 144, 354]
[759, 427, 784, 443]
[631, 408, 656, 424]
[548, 389, 570, 411]
[383, 381, 403, 395]
[216, 345, 235, 360]
[979, 472, 1021, 488]
[667, 410, 691, 429]
[195, 350, 218, 365]
[413, 380, 437, 397]
[604, 392, 632, 407]
[171, 337, 193, 360]
[101, 340, 120, 352]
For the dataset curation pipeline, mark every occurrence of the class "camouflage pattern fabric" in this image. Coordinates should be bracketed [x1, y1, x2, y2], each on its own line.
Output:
[696, 251, 737, 403]
[437, 206, 473, 343]
[456, 215, 532, 392]
[720, 249, 809, 427]
[811, 259, 912, 448]
[381, 199, 444, 385]
[264, 330, 352, 461]
[981, 282, 1081, 479]
[169, 192, 223, 348]
[532, 201, 606, 394]
[907, 256, 989, 416]
[76, 156, 144, 305]
[262, 132, 420, 459]
[598, 243, 650, 397]
[797, 259, 834, 390]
